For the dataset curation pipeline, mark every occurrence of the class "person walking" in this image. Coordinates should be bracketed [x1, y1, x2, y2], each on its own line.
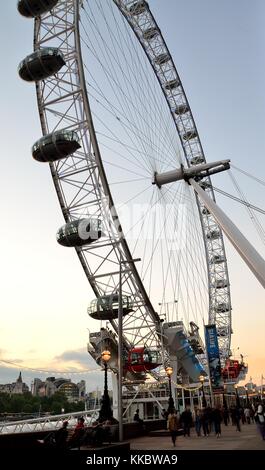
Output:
[244, 407, 251, 425]
[212, 406, 222, 437]
[181, 406, 193, 437]
[240, 407, 246, 424]
[194, 408, 202, 437]
[222, 407, 229, 426]
[167, 409, 179, 447]
[234, 407, 241, 432]
[201, 407, 209, 437]
[254, 404, 265, 440]
[231, 406, 241, 431]
[161, 408, 169, 429]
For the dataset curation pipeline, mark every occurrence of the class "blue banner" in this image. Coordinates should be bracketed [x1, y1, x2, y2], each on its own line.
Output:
[205, 325, 224, 393]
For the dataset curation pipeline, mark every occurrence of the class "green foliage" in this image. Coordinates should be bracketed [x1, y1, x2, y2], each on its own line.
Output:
[0, 392, 85, 415]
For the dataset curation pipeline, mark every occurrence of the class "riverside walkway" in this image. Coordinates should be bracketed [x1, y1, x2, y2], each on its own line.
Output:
[130, 423, 265, 450]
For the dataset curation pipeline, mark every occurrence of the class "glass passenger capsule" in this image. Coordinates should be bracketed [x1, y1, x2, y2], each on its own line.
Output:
[190, 155, 205, 165]
[17, 0, 59, 18]
[18, 48, 65, 82]
[175, 104, 189, 115]
[32, 130, 81, 162]
[214, 279, 228, 289]
[182, 129, 198, 141]
[164, 78, 179, 90]
[57, 218, 103, 247]
[210, 254, 225, 264]
[215, 302, 230, 313]
[217, 327, 229, 337]
[129, 1, 147, 16]
[202, 206, 210, 215]
[125, 347, 161, 373]
[142, 27, 158, 40]
[88, 294, 133, 320]
[154, 53, 170, 65]
[206, 230, 220, 240]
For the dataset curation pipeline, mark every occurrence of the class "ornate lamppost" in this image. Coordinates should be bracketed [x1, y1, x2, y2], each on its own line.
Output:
[199, 375, 207, 408]
[166, 366, 175, 413]
[98, 349, 113, 422]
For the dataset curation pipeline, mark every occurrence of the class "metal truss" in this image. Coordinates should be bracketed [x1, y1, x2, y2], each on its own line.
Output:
[34, 0, 160, 352]
[32, 0, 232, 362]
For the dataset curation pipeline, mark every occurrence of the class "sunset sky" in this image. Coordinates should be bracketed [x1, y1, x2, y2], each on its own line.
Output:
[0, 0, 264, 391]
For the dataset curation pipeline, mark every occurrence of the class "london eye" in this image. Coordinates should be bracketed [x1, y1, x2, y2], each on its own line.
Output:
[18, 0, 233, 383]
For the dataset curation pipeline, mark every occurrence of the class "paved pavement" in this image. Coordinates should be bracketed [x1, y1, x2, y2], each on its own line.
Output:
[130, 423, 265, 450]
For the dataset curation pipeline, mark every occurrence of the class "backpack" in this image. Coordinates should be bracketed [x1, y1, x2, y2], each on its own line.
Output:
[255, 412, 265, 424]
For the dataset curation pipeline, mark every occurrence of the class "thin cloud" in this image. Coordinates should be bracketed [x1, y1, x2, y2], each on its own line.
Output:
[54, 348, 99, 370]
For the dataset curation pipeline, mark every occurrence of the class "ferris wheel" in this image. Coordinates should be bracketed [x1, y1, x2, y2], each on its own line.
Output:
[17, 0, 232, 373]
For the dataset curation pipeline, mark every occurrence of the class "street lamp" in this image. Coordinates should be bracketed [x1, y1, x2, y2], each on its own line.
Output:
[199, 375, 207, 408]
[118, 256, 141, 442]
[98, 349, 113, 422]
[166, 366, 175, 413]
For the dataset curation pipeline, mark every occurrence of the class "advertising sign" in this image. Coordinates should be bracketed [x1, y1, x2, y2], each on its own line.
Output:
[204, 324, 224, 393]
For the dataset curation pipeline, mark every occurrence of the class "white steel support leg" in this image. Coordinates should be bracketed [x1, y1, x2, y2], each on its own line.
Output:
[181, 387, 185, 412]
[170, 356, 178, 410]
[189, 179, 265, 289]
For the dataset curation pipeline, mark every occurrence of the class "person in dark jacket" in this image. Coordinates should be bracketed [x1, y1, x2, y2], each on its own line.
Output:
[181, 406, 193, 437]
[231, 406, 241, 431]
[134, 409, 144, 425]
[212, 406, 222, 437]
[200, 407, 209, 436]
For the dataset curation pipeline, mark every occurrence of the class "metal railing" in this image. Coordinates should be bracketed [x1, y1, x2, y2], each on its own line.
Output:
[0, 409, 100, 435]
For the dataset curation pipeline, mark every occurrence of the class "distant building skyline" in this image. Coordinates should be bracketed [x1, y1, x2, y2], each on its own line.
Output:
[0, 371, 29, 395]
[31, 376, 86, 402]
[0, 371, 86, 402]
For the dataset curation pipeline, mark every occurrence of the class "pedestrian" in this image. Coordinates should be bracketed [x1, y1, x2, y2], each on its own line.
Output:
[134, 409, 144, 425]
[254, 404, 265, 440]
[200, 407, 209, 437]
[194, 408, 202, 437]
[180, 406, 193, 437]
[222, 407, 229, 426]
[230, 406, 241, 431]
[161, 408, 169, 429]
[37, 420, 69, 449]
[167, 408, 179, 447]
[212, 406, 222, 437]
[244, 407, 251, 424]
[55, 420, 69, 448]
[240, 407, 246, 424]
[205, 406, 213, 434]
[66, 416, 85, 448]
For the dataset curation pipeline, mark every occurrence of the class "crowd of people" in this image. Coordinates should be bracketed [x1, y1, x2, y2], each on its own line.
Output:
[37, 402, 265, 449]
[37, 416, 117, 449]
[164, 402, 265, 446]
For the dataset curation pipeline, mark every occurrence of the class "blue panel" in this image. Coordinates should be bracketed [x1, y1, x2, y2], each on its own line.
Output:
[205, 325, 224, 392]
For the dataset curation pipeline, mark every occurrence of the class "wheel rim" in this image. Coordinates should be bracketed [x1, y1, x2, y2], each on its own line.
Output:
[31, 0, 231, 361]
